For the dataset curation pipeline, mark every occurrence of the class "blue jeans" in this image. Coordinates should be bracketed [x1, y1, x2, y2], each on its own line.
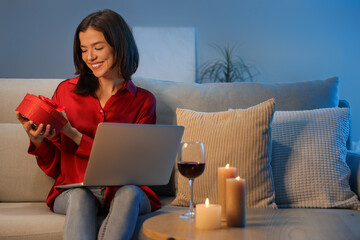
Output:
[53, 185, 151, 240]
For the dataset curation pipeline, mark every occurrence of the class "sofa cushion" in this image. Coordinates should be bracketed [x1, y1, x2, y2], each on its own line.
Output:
[0, 202, 64, 240]
[132, 76, 339, 126]
[0, 123, 54, 202]
[271, 108, 360, 210]
[172, 99, 277, 208]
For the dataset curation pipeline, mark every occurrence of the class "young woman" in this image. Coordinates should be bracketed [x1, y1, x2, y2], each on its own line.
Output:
[16, 9, 160, 240]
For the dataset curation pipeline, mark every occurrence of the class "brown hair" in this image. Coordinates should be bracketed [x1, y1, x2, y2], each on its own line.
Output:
[73, 9, 139, 95]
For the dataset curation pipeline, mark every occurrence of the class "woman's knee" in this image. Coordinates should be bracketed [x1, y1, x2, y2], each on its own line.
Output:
[54, 188, 99, 216]
[114, 185, 143, 202]
[67, 188, 98, 210]
[69, 188, 91, 200]
[114, 185, 146, 207]
[112, 185, 150, 215]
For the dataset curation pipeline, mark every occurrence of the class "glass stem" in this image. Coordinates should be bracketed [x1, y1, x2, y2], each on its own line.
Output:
[189, 178, 194, 216]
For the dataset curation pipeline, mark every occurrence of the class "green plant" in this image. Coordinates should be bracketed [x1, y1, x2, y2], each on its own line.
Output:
[198, 44, 255, 83]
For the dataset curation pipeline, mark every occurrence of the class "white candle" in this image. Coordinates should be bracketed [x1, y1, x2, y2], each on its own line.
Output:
[195, 198, 222, 230]
[226, 176, 246, 227]
[217, 164, 236, 220]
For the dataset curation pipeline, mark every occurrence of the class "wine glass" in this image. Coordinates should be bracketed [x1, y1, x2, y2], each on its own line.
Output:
[177, 142, 205, 218]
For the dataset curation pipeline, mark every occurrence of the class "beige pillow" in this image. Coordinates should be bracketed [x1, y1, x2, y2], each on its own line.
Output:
[171, 98, 277, 208]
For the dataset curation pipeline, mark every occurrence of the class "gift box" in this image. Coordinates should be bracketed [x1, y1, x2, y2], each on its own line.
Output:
[16, 93, 67, 133]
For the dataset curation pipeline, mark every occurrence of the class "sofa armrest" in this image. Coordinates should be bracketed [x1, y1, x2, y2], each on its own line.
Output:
[346, 150, 360, 198]
[339, 100, 352, 150]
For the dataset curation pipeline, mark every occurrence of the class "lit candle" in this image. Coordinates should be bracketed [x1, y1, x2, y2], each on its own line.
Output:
[226, 176, 246, 227]
[195, 198, 221, 230]
[217, 164, 236, 220]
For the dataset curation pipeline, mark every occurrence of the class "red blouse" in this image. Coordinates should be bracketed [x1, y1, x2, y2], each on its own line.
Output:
[28, 76, 161, 212]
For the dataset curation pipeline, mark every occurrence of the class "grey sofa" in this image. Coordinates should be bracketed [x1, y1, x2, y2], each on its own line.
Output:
[0, 76, 359, 240]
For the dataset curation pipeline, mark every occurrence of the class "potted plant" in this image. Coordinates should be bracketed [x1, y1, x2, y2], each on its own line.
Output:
[198, 44, 256, 83]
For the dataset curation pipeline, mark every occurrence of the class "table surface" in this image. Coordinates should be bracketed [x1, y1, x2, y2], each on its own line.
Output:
[142, 209, 360, 240]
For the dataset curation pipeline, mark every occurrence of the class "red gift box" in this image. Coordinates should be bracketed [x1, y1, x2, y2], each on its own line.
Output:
[16, 93, 68, 133]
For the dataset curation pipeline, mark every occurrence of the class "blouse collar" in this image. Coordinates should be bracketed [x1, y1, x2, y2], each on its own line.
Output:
[69, 76, 137, 96]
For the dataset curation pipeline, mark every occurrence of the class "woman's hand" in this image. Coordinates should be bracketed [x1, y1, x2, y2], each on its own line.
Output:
[60, 111, 82, 146]
[16, 111, 56, 148]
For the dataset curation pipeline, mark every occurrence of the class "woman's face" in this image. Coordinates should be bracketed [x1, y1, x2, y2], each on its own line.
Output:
[79, 27, 119, 81]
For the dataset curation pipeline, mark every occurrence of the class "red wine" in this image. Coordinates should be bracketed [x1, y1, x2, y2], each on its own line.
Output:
[178, 162, 205, 179]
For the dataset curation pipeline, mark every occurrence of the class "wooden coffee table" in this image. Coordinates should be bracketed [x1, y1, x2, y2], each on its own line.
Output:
[143, 209, 360, 240]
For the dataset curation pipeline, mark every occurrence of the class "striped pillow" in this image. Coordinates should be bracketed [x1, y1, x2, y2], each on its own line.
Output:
[272, 107, 360, 210]
[171, 98, 277, 208]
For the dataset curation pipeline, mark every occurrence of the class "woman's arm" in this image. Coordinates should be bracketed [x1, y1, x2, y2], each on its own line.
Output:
[136, 93, 157, 125]
[59, 110, 94, 160]
[60, 111, 82, 146]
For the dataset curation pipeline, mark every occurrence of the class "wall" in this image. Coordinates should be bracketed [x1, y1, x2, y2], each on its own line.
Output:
[0, 0, 359, 142]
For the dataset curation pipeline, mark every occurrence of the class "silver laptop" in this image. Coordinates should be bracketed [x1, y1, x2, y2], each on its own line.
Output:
[56, 123, 184, 189]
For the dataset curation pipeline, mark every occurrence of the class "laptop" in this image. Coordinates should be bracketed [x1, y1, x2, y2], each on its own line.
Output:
[56, 122, 184, 189]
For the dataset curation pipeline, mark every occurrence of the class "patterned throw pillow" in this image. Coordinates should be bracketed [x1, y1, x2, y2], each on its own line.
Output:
[272, 107, 360, 210]
[172, 98, 277, 208]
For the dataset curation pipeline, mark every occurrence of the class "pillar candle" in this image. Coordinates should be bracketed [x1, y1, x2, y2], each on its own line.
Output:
[195, 198, 221, 230]
[226, 177, 246, 227]
[217, 164, 236, 220]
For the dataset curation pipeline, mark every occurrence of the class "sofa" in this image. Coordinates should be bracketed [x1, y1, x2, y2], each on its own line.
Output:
[0, 76, 359, 240]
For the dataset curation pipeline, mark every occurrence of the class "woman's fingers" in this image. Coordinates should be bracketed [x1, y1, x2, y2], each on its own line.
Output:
[22, 120, 34, 133]
[43, 124, 53, 138]
[47, 128, 56, 139]
[16, 111, 28, 125]
[33, 123, 45, 136]
[35, 124, 55, 139]
[16, 112, 55, 139]
[15, 111, 22, 121]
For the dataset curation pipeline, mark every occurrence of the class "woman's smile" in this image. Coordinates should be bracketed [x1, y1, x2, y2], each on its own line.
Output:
[91, 62, 103, 70]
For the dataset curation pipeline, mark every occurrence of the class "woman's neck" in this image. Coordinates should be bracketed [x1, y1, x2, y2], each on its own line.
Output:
[95, 76, 125, 109]
[97, 76, 125, 96]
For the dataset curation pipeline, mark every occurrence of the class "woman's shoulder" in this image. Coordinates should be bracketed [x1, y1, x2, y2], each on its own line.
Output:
[135, 85, 156, 103]
[58, 76, 79, 87]
[55, 76, 79, 92]
[52, 76, 80, 103]
[52, 76, 80, 101]
[128, 79, 156, 101]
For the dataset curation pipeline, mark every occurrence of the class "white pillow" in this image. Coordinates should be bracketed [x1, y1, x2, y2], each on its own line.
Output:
[271, 108, 360, 210]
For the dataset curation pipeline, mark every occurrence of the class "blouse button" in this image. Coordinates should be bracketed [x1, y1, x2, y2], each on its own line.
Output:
[100, 110, 103, 113]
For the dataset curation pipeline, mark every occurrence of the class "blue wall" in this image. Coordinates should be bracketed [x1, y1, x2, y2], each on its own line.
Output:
[1, 0, 359, 142]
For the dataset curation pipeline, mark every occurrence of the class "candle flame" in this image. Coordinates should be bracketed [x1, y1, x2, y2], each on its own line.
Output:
[225, 164, 230, 168]
[236, 176, 241, 180]
[205, 198, 209, 206]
